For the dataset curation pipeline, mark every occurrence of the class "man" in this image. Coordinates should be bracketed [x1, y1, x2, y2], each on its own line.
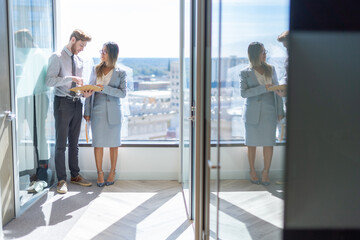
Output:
[276, 30, 289, 97]
[276, 30, 289, 185]
[46, 29, 92, 194]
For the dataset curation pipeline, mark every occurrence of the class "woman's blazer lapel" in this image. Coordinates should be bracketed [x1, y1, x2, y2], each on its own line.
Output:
[107, 67, 121, 88]
[247, 67, 260, 87]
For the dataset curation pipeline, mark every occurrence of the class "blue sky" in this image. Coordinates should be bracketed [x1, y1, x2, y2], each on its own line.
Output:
[59, 0, 289, 58]
[59, 0, 179, 58]
[217, 0, 290, 57]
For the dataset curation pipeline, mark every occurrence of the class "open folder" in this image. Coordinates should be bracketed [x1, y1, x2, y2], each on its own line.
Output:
[267, 84, 287, 91]
[70, 85, 103, 93]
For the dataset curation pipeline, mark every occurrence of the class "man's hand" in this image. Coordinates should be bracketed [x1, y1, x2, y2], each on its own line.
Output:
[72, 76, 84, 86]
[84, 115, 90, 122]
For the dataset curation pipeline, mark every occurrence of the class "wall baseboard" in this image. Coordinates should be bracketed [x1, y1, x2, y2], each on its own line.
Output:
[210, 170, 284, 180]
[76, 171, 179, 181]
[76, 170, 284, 181]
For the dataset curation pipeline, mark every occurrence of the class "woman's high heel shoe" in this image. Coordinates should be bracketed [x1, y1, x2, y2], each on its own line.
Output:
[249, 170, 260, 185]
[105, 170, 116, 186]
[97, 171, 105, 187]
[261, 170, 270, 186]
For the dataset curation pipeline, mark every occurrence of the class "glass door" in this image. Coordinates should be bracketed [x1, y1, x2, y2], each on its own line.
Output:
[207, 0, 290, 239]
[9, 0, 55, 214]
[181, 0, 195, 218]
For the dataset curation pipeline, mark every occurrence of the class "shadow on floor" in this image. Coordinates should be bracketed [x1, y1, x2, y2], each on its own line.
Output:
[3, 181, 103, 239]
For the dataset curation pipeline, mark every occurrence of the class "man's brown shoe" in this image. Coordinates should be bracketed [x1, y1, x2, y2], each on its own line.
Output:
[70, 174, 92, 187]
[57, 180, 68, 194]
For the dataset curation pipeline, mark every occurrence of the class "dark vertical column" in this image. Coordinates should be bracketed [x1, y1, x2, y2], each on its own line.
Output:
[284, 0, 360, 239]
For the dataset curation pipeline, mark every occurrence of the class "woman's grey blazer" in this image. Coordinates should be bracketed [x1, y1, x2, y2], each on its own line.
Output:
[84, 66, 127, 125]
[240, 66, 284, 125]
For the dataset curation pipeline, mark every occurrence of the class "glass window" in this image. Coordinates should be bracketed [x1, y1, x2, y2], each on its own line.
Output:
[213, 0, 289, 142]
[58, 0, 180, 142]
[211, 1, 290, 239]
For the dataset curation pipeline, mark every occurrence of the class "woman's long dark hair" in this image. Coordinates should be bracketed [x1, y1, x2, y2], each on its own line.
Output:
[96, 41, 119, 78]
[248, 42, 272, 79]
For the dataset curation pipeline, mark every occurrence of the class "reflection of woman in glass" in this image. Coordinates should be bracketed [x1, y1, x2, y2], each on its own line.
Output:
[84, 42, 127, 187]
[240, 42, 284, 186]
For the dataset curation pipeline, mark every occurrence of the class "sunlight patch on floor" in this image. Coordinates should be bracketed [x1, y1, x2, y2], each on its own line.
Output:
[210, 204, 252, 240]
[136, 192, 191, 239]
[219, 191, 284, 228]
[64, 192, 156, 239]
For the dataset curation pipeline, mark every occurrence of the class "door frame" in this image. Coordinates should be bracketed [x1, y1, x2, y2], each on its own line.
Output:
[6, 0, 56, 218]
[6, 0, 23, 218]
[180, 0, 198, 222]
[0, 0, 16, 226]
[193, 0, 212, 239]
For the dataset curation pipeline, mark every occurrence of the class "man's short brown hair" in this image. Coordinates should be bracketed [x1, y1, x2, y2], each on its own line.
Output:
[277, 30, 289, 42]
[70, 29, 92, 42]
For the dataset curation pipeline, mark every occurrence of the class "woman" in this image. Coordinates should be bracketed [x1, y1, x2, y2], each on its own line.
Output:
[240, 42, 284, 186]
[84, 42, 126, 187]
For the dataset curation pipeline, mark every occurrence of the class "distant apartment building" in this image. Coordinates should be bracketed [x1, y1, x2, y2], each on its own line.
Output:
[133, 81, 170, 91]
[122, 60, 179, 140]
[169, 61, 180, 111]
[209, 57, 248, 140]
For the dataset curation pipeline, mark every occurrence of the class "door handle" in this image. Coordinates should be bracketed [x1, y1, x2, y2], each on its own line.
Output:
[208, 160, 220, 169]
[1, 111, 16, 121]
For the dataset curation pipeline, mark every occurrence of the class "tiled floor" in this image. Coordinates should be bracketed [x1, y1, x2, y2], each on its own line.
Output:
[4, 179, 284, 240]
[3, 180, 194, 240]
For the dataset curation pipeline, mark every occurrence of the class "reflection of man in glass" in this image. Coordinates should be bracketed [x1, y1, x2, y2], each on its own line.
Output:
[46, 29, 92, 194]
[14, 29, 50, 185]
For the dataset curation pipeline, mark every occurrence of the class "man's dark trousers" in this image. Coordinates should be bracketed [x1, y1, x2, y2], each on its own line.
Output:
[54, 96, 82, 181]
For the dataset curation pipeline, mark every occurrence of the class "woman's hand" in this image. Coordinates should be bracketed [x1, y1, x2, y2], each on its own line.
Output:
[276, 89, 287, 97]
[265, 84, 273, 91]
[96, 84, 104, 91]
[83, 90, 94, 98]
[84, 115, 90, 122]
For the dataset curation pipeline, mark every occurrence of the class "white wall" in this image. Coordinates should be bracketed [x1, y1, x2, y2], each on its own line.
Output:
[212, 145, 285, 180]
[76, 147, 180, 181]
[68, 145, 285, 181]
